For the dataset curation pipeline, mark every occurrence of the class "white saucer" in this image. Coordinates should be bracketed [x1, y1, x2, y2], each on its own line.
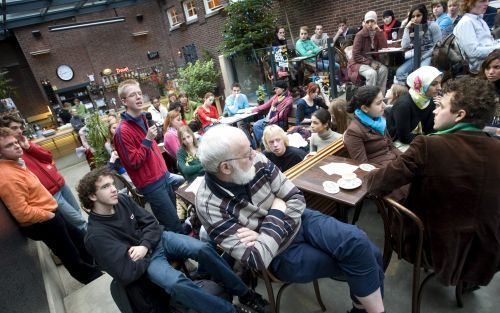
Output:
[337, 178, 363, 190]
[359, 163, 376, 172]
[322, 181, 340, 194]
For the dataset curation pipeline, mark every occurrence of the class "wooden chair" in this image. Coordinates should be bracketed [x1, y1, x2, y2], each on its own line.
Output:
[376, 197, 467, 313]
[256, 267, 326, 313]
[113, 173, 146, 208]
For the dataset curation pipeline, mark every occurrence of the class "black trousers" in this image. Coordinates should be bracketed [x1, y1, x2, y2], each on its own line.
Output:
[21, 211, 101, 284]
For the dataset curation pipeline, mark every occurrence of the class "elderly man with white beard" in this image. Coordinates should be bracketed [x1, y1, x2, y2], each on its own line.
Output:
[195, 125, 387, 313]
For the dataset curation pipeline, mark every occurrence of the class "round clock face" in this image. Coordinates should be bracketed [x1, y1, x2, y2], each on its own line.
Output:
[57, 65, 74, 81]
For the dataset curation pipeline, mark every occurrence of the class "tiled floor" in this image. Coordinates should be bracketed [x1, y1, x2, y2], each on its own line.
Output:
[56, 154, 499, 313]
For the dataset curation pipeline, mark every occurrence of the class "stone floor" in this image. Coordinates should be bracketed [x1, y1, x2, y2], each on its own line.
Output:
[55, 153, 499, 313]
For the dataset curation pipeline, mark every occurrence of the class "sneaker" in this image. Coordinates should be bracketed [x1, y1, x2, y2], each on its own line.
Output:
[238, 290, 271, 313]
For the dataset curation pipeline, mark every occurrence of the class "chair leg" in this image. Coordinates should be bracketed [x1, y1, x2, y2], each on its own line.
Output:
[261, 271, 277, 313]
[313, 279, 327, 312]
[276, 283, 291, 313]
[416, 272, 435, 313]
[455, 281, 464, 308]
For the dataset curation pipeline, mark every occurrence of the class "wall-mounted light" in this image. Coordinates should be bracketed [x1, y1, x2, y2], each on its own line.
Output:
[30, 49, 51, 56]
[48, 17, 126, 32]
[136, 14, 144, 22]
[131, 31, 149, 37]
[32, 30, 42, 38]
[177, 49, 183, 57]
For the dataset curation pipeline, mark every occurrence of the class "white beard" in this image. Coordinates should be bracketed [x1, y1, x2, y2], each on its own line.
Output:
[231, 163, 256, 185]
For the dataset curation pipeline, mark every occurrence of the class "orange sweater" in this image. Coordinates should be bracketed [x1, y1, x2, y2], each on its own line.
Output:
[0, 160, 57, 226]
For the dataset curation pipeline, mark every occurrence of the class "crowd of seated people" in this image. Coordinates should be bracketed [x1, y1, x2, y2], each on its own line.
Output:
[3, 3, 500, 312]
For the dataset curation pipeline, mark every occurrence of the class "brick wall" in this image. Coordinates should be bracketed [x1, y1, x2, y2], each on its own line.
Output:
[14, 1, 176, 109]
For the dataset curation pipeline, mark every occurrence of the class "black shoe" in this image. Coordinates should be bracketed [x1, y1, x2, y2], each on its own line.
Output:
[238, 290, 271, 313]
[347, 306, 368, 313]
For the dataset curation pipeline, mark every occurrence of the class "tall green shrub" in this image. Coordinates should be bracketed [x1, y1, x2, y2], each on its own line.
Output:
[219, 0, 275, 57]
[177, 59, 220, 101]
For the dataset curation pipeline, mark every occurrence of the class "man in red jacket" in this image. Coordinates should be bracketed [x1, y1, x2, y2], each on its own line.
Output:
[113, 79, 184, 233]
[1, 115, 87, 232]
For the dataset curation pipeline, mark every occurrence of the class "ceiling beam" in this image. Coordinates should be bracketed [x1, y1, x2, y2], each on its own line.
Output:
[6, 0, 143, 29]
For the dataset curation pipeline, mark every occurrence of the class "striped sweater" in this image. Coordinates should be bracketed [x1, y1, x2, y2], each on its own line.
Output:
[195, 153, 305, 269]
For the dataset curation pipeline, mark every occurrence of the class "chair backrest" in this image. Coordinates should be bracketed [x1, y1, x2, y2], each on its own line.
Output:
[377, 197, 432, 271]
[112, 173, 146, 207]
[431, 34, 469, 78]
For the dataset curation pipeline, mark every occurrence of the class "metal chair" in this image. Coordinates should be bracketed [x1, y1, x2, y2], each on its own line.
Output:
[112, 173, 146, 208]
[376, 196, 466, 313]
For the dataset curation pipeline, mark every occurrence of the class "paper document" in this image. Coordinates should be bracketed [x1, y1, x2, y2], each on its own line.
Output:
[185, 176, 204, 194]
[320, 162, 358, 175]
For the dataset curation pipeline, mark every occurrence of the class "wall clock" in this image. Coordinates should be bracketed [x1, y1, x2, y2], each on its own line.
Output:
[56, 64, 74, 81]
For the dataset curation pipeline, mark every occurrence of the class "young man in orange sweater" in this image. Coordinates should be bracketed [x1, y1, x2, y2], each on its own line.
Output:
[0, 127, 101, 284]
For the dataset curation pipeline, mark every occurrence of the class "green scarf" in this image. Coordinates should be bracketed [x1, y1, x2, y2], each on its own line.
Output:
[431, 122, 481, 135]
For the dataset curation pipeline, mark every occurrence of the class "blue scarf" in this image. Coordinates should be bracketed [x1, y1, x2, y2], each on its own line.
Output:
[355, 109, 386, 135]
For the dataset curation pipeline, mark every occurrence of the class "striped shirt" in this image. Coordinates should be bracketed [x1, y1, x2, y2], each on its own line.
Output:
[196, 153, 305, 269]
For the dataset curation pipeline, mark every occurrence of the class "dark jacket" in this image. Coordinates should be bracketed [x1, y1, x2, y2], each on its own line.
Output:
[295, 97, 328, 125]
[85, 194, 163, 286]
[367, 131, 500, 286]
[114, 112, 167, 192]
[263, 146, 306, 172]
[343, 117, 401, 166]
[387, 93, 436, 144]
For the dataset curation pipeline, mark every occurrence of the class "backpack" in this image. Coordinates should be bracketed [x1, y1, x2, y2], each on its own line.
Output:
[431, 34, 469, 78]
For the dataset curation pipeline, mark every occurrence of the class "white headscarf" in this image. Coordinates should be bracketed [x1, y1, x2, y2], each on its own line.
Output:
[407, 66, 442, 109]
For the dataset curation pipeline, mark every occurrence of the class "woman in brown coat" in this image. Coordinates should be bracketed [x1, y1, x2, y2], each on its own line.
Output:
[344, 85, 400, 167]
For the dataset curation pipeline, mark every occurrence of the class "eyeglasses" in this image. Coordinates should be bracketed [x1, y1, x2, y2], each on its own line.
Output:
[219, 147, 255, 165]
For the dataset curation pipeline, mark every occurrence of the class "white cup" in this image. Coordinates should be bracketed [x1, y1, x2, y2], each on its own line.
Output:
[342, 172, 357, 184]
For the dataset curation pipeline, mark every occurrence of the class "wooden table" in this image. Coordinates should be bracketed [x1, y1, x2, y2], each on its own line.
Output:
[291, 155, 373, 223]
[176, 182, 196, 207]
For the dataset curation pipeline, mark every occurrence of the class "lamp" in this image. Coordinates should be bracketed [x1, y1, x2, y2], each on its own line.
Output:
[177, 49, 183, 57]
[32, 30, 42, 38]
[48, 17, 126, 32]
[136, 14, 144, 22]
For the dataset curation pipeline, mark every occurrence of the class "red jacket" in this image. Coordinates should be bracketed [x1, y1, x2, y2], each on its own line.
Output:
[348, 26, 388, 83]
[22, 142, 64, 195]
[113, 113, 167, 190]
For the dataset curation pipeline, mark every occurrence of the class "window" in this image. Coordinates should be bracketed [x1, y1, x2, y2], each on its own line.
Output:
[166, 7, 182, 28]
[204, 0, 223, 15]
[183, 0, 198, 22]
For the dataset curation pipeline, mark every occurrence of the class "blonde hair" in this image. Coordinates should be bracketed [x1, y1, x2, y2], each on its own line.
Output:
[117, 79, 140, 99]
[163, 110, 181, 131]
[178, 125, 198, 149]
[262, 125, 289, 151]
[328, 98, 351, 134]
[389, 84, 409, 105]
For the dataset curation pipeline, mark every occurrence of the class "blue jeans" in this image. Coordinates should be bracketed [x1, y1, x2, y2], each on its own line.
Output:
[142, 173, 182, 233]
[167, 172, 185, 190]
[252, 119, 267, 145]
[53, 183, 87, 232]
[147, 232, 248, 313]
[270, 209, 384, 302]
[395, 56, 432, 85]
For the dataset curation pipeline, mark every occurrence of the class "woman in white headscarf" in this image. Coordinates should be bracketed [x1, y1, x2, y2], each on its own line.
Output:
[387, 66, 442, 149]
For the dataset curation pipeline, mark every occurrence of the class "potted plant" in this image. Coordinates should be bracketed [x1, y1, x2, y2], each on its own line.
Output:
[86, 113, 110, 168]
[256, 85, 267, 105]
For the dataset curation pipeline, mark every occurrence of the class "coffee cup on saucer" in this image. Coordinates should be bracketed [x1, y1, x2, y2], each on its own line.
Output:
[342, 173, 357, 184]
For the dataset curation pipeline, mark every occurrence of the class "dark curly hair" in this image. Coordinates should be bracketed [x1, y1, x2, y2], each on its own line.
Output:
[347, 85, 381, 113]
[77, 167, 115, 213]
[443, 77, 498, 128]
[0, 114, 22, 127]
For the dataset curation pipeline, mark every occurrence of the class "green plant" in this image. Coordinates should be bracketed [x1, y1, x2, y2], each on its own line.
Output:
[177, 59, 220, 101]
[219, 0, 275, 57]
[256, 85, 267, 104]
[86, 113, 110, 168]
